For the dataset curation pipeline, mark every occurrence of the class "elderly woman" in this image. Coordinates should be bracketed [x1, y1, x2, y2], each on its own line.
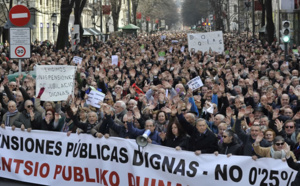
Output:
[264, 129, 276, 145]
[253, 134, 297, 161]
[155, 110, 169, 132]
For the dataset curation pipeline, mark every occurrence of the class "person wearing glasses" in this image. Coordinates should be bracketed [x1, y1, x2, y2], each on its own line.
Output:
[284, 120, 298, 145]
[13, 100, 42, 131]
[253, 134, 297, 161]
[215, 129, 241, 156]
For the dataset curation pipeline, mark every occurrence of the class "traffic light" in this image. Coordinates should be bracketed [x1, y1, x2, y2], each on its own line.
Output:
[71, 24, 80, 52]
[281, 21, 290, 43]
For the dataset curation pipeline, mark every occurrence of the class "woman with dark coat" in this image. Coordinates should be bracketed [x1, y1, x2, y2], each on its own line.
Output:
[215, 129, 241, 156]
[159, 119, 189, 150]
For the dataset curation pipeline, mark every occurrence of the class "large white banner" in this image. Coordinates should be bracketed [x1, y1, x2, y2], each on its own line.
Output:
[35, 65, 76, 101]
[0, 128, 297, 186]
[188, 31, 224, 54]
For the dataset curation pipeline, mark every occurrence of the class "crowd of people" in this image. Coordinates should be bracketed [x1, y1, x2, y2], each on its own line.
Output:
[0, 31, 300, 171]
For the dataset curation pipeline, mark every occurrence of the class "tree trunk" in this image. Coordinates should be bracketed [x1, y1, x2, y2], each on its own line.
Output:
[111, 0, 122, 32]
[226, 0, 230, 32]
[56, 0, 75, 50]
[265, 0, 274, 44]
[127, 0, 131, 24]
[259, 0, 265, 27]
[132, 4, 137, 25]
[132, 0, 139, 25]
[74, 0, 87, 46]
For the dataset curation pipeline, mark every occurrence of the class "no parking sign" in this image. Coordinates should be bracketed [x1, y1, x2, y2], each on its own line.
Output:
[9, 27, 31, 59]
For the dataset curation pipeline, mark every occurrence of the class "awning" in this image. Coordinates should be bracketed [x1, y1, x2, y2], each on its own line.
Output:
[83, 28, 102, 36]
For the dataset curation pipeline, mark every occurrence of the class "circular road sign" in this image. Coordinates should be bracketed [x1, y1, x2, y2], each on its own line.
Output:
[9, 5, 31, 27]
[15, 46, 26, 57]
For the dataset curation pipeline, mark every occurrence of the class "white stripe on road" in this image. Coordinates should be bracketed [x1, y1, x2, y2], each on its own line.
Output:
[12, 13, 28, 19]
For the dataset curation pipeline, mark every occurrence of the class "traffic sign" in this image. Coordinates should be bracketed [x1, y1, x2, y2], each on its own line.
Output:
[10, 27, 31, 59]
[15, 46, 26, 57]
[9, 5, 31, 27]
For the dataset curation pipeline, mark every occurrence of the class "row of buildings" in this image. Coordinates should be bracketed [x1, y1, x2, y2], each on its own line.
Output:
[217, 0, 300, 45]
[0, 0, 133, 43]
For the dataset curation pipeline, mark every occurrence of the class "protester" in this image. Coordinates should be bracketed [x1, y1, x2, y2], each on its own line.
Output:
[0, 30, 298, 165]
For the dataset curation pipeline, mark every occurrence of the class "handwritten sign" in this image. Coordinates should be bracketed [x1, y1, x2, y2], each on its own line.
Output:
[187, 76, 203, 91]
[72, 56, 82, 64]
[86, 90, 105, 108]
[188, 31, 224, 54]
[36, 65, 76, 101]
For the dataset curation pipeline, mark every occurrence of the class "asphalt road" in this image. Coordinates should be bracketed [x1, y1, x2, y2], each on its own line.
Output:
[0, 177, 45, 186]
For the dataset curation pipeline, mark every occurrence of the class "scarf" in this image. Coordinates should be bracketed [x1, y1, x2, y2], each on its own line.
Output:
[5, 110, 19, 126]
[61, 118, 73, 132]
[270, 146, 286, 159]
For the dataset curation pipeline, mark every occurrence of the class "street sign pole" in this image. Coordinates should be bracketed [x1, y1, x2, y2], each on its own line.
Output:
[7, 5, 31, 75]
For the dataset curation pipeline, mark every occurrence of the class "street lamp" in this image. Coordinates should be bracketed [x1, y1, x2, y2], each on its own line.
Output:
[51, 13, 58, 42]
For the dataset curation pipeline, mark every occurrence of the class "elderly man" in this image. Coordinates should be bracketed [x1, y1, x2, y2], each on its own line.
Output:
[114, 100, 127, 122]
[13, 100, 42, 131]
[1, 101, 21, 129]
[235, 109, 269, 157]
[127, 112, 161, 145]
[208, 114, 225, 134]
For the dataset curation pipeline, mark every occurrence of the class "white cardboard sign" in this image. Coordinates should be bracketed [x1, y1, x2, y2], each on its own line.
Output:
[86, 90, 105, 108]
[187, 76, 204, 91]
[188, 31, 224, 54]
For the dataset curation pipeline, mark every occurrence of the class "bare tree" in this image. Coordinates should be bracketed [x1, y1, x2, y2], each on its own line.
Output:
[56, 0, 75, 50]
[111, 0, 122, 31]
[265, 0, 274, 43]
[131, 0, 139, 25]
[209, 0, 225, 32]
[74, 0, 87, 46]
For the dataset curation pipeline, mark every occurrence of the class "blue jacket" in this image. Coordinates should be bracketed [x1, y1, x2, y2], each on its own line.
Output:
[127, 122, 161, 145]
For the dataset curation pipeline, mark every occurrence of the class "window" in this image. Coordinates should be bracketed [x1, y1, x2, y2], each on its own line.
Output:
[234, 5, 238, 13]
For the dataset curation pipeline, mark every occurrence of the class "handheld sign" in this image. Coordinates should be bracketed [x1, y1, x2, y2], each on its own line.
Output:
[111, 55, 118, 66]
[188, 31, 224, 54]
[72, 56, 82, 64]
[86, 90, 105, 108]
[187, 76, 204, 91]
[35, 65, 76, 101]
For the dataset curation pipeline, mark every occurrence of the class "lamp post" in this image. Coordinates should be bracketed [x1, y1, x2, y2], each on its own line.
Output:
[51, 13, 58, 42]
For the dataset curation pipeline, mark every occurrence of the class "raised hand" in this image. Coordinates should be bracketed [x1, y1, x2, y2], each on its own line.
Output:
[133, 106, 141, 119]
[255, 132, 264, 144]
[127, 112, 134, 122]
[275, 119, 284, 132]
[238, 108, 245, 119]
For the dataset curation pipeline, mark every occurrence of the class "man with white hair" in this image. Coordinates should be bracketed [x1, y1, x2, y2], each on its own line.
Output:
[1, 101, 21, 129]
[114, 100, 127, 122]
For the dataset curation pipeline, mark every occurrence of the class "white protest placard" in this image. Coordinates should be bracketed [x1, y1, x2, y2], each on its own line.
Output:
[72, 56, 82, 64]
[187, 76, 204, 91]
[188, 31, 224, 54]
[36, 65, 76, 101]
[111, 55, 118, 66]
[181, 46, 185, 53]
[86, 90, 105, 108]
[171, 40, 178, 43]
